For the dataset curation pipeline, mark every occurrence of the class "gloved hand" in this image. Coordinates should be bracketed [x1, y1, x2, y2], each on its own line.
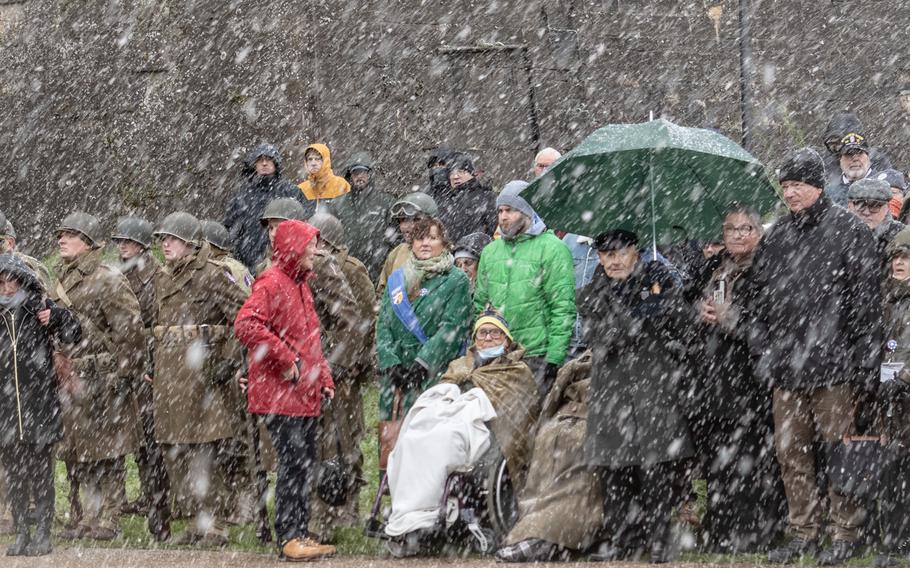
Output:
[386, 365, 407, 389]
[402, 362, 428, 390]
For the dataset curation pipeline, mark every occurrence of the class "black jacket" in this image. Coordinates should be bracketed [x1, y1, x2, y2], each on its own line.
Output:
[331, 184, 395, 282]
[223, 144, 303, 270]
[431, 177, 498, 242]
[741, 195, 884, 392]
[0, 255, 81, 447]
[579, 261, 694, 468]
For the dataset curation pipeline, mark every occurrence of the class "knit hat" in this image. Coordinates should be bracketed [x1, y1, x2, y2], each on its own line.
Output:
[778, 148, 826, 190]
[473, 309, 513, 341]
[496, 180, 534, 219]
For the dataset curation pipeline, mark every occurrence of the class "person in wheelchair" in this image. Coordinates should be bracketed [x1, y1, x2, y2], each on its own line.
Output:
[382, 311, 540, 556]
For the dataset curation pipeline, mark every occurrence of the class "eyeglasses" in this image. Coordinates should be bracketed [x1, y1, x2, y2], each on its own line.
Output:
[476, 328, 505, 340]
[722, 224, 755, 237]
[852, 200, 886, 213]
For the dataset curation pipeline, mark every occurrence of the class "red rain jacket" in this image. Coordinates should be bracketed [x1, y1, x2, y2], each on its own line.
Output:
[234, 220, 334, 417]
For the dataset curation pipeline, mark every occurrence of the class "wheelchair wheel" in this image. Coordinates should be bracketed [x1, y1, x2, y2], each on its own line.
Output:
[485, 454, 518, 540]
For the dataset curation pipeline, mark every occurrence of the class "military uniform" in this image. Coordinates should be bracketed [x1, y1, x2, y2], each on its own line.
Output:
[307, 213, 376, 541]
[51, 246, 143, 536]
[151, 217, 248, 542]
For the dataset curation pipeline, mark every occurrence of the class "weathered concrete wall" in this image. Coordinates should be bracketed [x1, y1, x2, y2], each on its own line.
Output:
[0, 0, 908, 254]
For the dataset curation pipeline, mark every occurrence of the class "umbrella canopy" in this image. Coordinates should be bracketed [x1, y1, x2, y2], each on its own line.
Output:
[523, 119, 782, 245]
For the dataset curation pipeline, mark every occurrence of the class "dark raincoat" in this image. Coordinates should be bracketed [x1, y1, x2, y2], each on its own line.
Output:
[432, 177, 498, 242]
[0, 255, 81, 447]
[820, 112, 893, 190]
[740, 195, 884, 392]
[223, 144, 303, 270]
[580, 261, 694, 469]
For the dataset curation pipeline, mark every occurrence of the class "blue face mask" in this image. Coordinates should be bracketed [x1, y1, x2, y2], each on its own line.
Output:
[477, 344, 506, 359]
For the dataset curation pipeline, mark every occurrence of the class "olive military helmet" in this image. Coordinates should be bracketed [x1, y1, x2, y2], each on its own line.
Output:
[260, 198, 307, 225]
[389, 191, 438, 220]
[57, 211, 104, 248]
[111, 216, 154, 248]
[200, 220, 232, 251]
[307, 212, 344, 249]
[154, 211, 202, 246]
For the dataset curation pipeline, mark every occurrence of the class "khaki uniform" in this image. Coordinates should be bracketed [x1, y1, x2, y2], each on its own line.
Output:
[51, 248, 143, 532]
[17, 252, 52, 291]
[308, 247, 375, 541]
[207, 248, 259, 525]
[151, 243, 247, 537]
[120, 253, 171, 533]
[375, 242, 410, 296]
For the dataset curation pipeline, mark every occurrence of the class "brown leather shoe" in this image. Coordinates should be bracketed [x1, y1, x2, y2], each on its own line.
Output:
[280, 537, 337, 561]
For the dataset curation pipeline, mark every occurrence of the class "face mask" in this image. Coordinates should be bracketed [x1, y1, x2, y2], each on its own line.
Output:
[477, 344, 506, 359]
[0, 290, 27, 308]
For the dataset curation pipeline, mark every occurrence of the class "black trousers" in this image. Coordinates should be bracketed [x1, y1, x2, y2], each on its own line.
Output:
[600, 461, 687, 551]
[0, 443, 54, 531]
[135, 381, 171, 533]
[265, 415, 317, 544]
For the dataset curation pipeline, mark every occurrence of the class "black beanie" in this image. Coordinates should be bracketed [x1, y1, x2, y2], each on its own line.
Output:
[777, 148, 826, 190]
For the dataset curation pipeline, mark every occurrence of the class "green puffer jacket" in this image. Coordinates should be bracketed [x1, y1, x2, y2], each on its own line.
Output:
[474, 230, 576, 364]
[376, 266, 472, 420]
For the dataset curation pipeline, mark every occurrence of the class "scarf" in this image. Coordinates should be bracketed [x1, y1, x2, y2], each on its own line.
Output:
[403, 251, 453, 296]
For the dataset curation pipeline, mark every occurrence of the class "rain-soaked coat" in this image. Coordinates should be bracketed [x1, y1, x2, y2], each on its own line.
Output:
[439, 346, 540, 490]
[740, 195, 884, 392]
[505, 352, 603, 550]
[333, 152, 396, 281]
[579, 261, 694, 469]
[151, 243, 248, 444]
[297, 144, 350, 217]
[51, 248, 144, 462]
[376, 263, 472, 420]
[433, 177, 498, 243]
[0, 255, 81, 447]
[234, 221, 334, 418]
[224, 143, 302, 270]
[882, 275, 910, 446]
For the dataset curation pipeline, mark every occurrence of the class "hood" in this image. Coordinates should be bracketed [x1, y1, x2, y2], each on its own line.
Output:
[427, 146, 455, 169]
[243, 143, 283, 177]
[305, 144, 334, 182]
[0, 254, 43, 296]
[888, 226, 910, 257]
[342, 151, 374, 180]
[824, 112, 864, 143]
[272, 220, 319, 281]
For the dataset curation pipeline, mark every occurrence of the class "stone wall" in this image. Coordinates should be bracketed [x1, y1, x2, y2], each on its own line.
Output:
[0, 0, 908, 253]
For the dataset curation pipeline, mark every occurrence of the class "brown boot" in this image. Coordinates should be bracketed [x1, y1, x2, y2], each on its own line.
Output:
[279, 537, 337, 561]
[87, 526, 119, 541]
[58, 525, 89, 540]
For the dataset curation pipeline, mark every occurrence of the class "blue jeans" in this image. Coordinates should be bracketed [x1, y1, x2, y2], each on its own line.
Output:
[264, 415, 318, 544]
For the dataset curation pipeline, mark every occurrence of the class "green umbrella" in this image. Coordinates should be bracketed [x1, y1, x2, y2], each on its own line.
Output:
[524, 118, 782, 251]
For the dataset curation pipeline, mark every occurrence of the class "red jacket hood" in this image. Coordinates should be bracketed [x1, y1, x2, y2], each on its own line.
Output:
[272, 220, 319, 281]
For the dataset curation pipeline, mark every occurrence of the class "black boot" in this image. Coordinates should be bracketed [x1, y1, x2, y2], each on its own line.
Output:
[6, 525, 29, 556]
[26, 522, 51, 556]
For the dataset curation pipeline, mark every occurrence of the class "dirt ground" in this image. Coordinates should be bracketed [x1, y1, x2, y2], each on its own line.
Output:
[0, 548, 777, 568]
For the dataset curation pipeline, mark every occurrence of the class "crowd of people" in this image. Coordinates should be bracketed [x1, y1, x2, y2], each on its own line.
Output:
[0, 111, 908, 567]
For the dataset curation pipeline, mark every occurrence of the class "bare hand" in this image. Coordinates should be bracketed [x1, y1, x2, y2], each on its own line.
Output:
[238, 375, 248, 393]
[322, 386, 335, 399]
[143, 374, 153, 383]
[37, 309, 51, 326]
[282, 363, 300, 382]
[698, 300, 718, 325]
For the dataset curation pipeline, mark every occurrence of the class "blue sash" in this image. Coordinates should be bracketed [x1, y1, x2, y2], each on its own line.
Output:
[387, 269, 428, 344]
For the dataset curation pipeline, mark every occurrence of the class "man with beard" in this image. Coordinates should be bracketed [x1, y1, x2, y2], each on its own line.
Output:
[224, 143, 303, 271]
[474, 181, 575, 397]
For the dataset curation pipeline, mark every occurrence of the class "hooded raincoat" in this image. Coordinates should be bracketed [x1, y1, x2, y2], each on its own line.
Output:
[234, 221, 334, 418]
[297, 144, 350, 217]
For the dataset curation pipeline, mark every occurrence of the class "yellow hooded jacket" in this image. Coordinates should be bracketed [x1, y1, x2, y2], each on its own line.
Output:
[298, 143, 351, 203]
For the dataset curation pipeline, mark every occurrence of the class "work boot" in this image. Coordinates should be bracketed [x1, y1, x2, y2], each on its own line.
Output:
[87, 526, 119, 541]
[817, 540, 858, 566]
[197, 532, 229, 548]
[279, 537, 337, 561]
[174, 530, 202, 546]
[26, 522, 52, 556]
[6, 525, 29, 556]
[768, 537, 818, 564]
[58, 524, 89, 540]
